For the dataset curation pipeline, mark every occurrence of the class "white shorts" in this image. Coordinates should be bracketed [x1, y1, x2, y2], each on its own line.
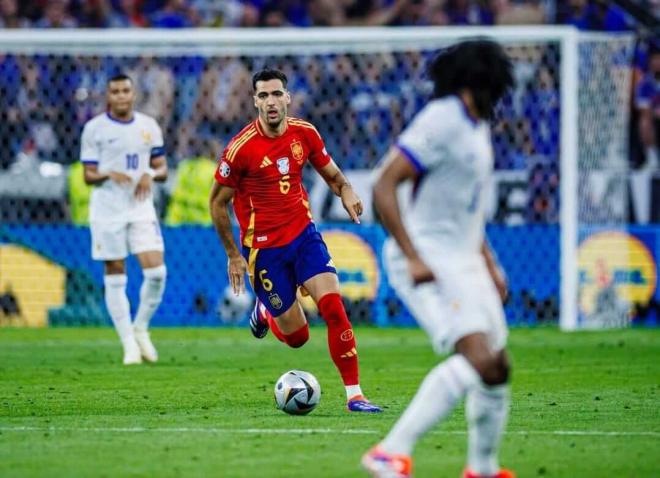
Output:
[384, 240, 508, 355]
[90, 220, 164, 261]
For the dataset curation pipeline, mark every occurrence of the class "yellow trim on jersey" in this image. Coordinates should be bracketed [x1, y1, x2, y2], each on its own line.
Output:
[288, 119, 316, 130]
[301, 198, 313, 219]
[247, 247, 259, 289]
[242, 198, 256, 247]
[288, 119, 322, 139]
[227, 127, 256, 163]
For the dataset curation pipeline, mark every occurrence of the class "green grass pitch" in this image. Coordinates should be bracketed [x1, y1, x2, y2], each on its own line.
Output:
[1, 327, 658, 477]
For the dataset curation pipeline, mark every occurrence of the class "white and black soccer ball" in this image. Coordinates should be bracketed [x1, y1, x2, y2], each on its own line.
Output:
[274, 370, 321, 415]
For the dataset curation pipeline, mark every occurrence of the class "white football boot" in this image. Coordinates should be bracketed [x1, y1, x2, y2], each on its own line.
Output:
[122, 337, 143, 365]
[134, 329, 158, 363]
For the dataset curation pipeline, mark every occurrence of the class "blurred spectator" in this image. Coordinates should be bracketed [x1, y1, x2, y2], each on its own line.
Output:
[34, 0, 78, 28]
[16, 57, 60, 163]
[347, 53, 402, 168]
[190, 0, 224, 26]
[165, 137, 220, 225]
[395, 0, 445, 26]
[127, 56, 175, 132]
[149, 0, 200, 28]
[0, 0, 31, 28]
[0, 53, 24, 169]
[558, 0, 632, 31]
[219, 1, 260, 27]
[260, 2, 292, 26]
[527, 162, 559, 222]
[523, 64, 560, 159]
[307, 54, 357, 160]
[193, 57, 252, 144]
[306, 0, 345, 26]
[108, 0, 148, 27]
[445, 0, 493, 25]
[78, 0, 112, 27]
[492, 0, 545, 25]
[343, 0, 411, 26]
[635, 47, 660, 171]
[67, 160, 92, 225]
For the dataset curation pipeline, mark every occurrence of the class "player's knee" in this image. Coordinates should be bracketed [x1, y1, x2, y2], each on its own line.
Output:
[144, 265, 167, 295]
[496, 351, 512, 384]
[105, 261, 125, 275]
[461, 351, 507, 385]
[144, 265, 167, 283]
[480, 354, 510, 386]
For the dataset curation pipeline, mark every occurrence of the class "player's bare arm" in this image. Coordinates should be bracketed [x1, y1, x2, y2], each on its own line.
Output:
[135, 155, 168, 201]
[209, 181, 247, 295]
[373, 147, 435, 285]
[83, 163, 131, 186]
[481, 240, 508, 303]
[317, 160, 362, 224]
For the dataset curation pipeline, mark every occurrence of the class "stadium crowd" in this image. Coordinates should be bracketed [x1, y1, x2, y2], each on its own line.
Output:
[0, 0, 657, 226]
[0, 0, 651, 30]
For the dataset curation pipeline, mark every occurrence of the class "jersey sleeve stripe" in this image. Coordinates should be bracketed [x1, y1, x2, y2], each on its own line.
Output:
[227, 126, 256, 152]
[227, 129, 256, 163]
[396, 143, 427, 174]
[150, 146, 165, 157]
[81, 159, 99, 164]
[289, 120, 323, 140]
[289, 119, 318, 131]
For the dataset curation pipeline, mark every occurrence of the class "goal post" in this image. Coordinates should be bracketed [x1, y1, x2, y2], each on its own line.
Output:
[0, 26, 635, 329]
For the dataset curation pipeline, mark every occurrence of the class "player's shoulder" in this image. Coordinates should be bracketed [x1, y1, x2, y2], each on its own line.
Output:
[417, 96, 473, 131]
[287, 117, 319, 132]
[83, 112, 108, 130]
[287, 117, 322, 142]
[424, 96, 463, 118]
[133, 111, 160, 127]
[225, 121, 259, 163]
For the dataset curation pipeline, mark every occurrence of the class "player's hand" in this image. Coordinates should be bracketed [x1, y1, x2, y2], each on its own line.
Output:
[340, 185, 363, 224]
[491, 267, 509, 304]
[108, 171, 132, 186]
[408, 256, 435, 285]
[227, 253, 247, 296]
[134, 174, 153, 201]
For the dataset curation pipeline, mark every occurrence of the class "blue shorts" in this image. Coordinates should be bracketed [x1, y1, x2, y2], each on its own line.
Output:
[242, 223, 336, 317]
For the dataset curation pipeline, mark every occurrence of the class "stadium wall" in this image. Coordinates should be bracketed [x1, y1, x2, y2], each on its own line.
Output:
[0, 224, 657, 328]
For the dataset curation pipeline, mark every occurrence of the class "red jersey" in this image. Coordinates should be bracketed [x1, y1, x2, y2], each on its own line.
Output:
[214, 117, 332, 248]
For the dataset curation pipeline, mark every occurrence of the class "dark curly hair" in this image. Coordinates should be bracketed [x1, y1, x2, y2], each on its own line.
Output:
[428, 39, 514, 120]
[252, 69, 288, 91]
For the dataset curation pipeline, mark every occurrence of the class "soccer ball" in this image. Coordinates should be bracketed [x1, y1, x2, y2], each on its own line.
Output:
[274, 370, 321, 415]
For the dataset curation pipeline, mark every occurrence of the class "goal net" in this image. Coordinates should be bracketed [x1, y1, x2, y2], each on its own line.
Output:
[0, 27, 635, 329]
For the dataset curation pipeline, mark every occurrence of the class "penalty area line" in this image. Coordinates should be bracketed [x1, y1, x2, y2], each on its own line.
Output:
[0, 426, 658, 437]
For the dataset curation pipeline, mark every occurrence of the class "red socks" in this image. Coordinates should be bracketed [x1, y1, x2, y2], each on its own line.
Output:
[268, 314, 309, 349]
[317, 293, 359, 386]
[266, 293, 360, 387]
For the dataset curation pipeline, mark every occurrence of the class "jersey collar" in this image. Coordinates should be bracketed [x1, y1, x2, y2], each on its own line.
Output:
[106, 112, 135, 124]
[255, 117, 288, 137]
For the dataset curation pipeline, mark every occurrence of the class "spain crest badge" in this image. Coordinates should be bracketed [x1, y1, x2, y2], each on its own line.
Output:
[290, 140, 304, 163]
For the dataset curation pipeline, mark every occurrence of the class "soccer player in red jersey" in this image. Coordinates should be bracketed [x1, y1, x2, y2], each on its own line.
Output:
[209, 69, 381, 413]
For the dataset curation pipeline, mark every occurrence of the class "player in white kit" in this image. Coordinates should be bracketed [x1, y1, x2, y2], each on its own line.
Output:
[80, 74, 168, 365]
[362, 40, 516, 478]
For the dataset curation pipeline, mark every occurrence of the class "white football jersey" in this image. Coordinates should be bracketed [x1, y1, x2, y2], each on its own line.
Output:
[80, 112, 164, 223]
[394, 96, 493, 260]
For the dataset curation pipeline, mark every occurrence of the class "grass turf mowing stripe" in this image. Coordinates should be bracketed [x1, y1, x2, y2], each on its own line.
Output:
[1, 426, 658, 437]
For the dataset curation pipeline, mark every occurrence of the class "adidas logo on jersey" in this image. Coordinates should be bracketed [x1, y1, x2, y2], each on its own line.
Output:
[260, 156, 273, 168]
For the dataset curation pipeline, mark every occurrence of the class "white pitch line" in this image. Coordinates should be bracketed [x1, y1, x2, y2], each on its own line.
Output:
[0, 426, 658, 437]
